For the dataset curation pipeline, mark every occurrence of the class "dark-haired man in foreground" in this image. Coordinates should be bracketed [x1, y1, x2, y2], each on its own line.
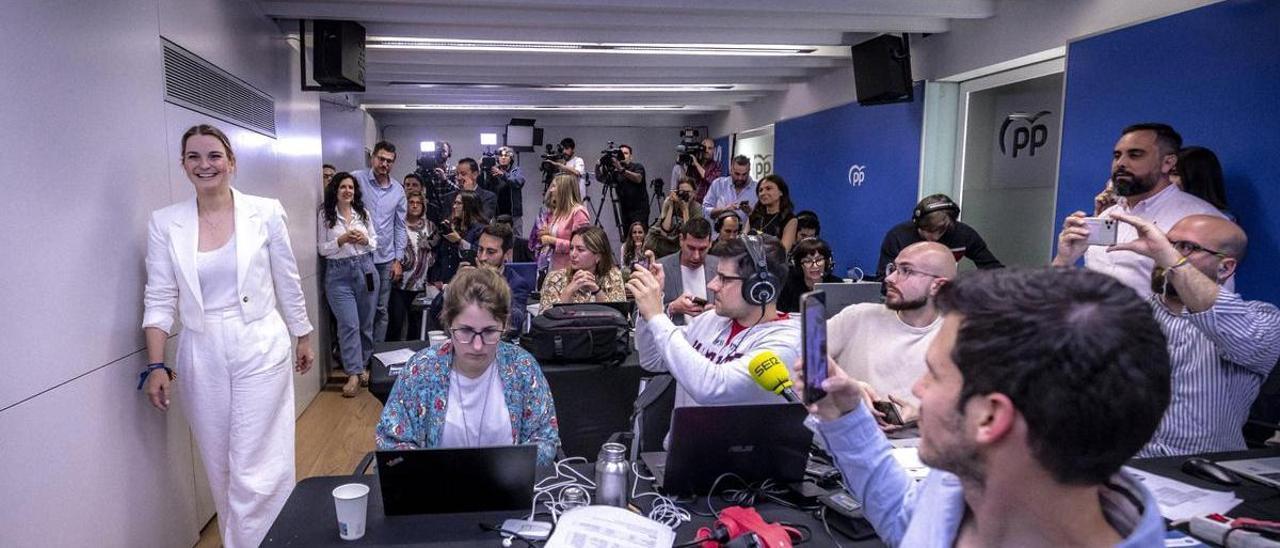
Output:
[798, 268, 1168, 546]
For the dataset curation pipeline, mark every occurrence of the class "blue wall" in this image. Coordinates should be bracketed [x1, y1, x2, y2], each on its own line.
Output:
[1056, 0, 1280, 305]
[775, 83, 926, 275]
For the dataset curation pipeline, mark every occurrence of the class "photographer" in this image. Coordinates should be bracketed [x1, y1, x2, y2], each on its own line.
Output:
[596, 143, 649, 229]
[646, 176, 704, 258]
[673, 137, 720, 203]
[547, 137, 587, 199]
[428, 190, 488, 287]
[481, 146, 526, 231]
[449, 158, 497, 221]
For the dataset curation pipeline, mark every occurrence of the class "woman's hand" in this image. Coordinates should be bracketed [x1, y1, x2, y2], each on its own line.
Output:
[337, 231, 352, 246]
[444, 230, 462, 244]
[539, 233, 557, 246]
[145, 370, 172, 411]
[350, 230, 368, 246]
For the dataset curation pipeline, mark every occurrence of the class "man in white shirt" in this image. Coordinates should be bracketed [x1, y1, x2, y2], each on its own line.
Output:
[629, 235, 798, 443]
[549, 137, 588, 200]
[702, 155, 755, 227]
[657, 218, 717, 325]
[1052, 123, 1227, 298]
[829, 241, 957, 430]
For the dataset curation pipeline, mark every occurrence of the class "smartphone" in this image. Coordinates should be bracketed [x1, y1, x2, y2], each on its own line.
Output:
[739, 200, 750, 210]
[1082, 217, 1118, 246]
[364, 272, 376, 292]
[690, 296, 708, 307]
[459, 248, 477, 264]
[801, 290, 828, 404]
[632, 258, 650, 271]
[873, 401, 905, 426]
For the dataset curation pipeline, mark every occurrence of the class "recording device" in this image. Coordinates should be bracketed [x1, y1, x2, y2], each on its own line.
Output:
[364, 272, 375, 292]
[540, 143, 565, 162]
[1082, 216, 1118, 246]
[436, 218, 453, 234]
[691, 296, 707, 307]
[675, 127, 704, 166]
[873, 400, 905, 426]
[415, 149, 455, 223]
[677, 189, 692, 201]
[480, 148, 498, 172]
[597, 141, 625, 182]
[632, 258, 650, 271]
[802, 290, 828, 405]
[747, 351, 799, 403]
[459, 248, 477, 264]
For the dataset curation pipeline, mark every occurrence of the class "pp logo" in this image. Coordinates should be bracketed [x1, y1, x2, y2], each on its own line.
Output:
[752, 154, 773, 179]
[848, 165, 866, 187]
[999, 111, 1052, 158]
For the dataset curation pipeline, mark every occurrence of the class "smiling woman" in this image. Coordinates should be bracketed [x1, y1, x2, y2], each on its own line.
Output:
[140, 124, 314, 548]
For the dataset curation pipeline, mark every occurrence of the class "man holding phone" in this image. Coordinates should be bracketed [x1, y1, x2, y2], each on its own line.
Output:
[702, 155, 756, 228]
[658, 218, 717, 325]
[796, 268, 1169, 547]
[828, 242, 957, 430]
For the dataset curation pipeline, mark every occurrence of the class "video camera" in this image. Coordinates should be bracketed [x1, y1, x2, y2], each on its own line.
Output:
[597, 141, 626, 183]
[414, 149, 453, 223]
[675, 127, 705, 167]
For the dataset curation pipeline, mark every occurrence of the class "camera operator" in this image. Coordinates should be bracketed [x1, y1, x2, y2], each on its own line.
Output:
[547, 138, 587, 200]
[673, 137, 720, 203]
[596, 143, 649, 229]
[482, 146, 526, 233]
[450, 158, 498, 221]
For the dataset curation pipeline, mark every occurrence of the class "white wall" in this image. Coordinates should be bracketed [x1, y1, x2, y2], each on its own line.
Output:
[321, 97, 378, 174]
[711, 0, 1220, 137]
[0, 1, 322, 546]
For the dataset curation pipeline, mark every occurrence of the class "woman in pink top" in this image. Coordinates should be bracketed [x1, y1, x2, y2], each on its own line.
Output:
[537, 174, 590, 271]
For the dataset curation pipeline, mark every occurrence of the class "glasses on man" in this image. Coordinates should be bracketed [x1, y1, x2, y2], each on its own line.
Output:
[714, 271, 746, 284]
[885, 262, 942, 279]
[450, 326, 504, 345]
[1170, 240, 1228, 259]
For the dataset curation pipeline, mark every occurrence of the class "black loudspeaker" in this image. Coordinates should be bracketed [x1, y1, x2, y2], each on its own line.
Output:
[313, 20, 365, 91]
[851, 34, 913, 106]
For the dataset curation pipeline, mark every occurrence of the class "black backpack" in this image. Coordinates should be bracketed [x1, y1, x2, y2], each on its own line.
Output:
[521, 303, 631, 366]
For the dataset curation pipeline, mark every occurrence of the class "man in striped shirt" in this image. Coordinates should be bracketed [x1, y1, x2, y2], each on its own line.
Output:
[1100, 213, 1280, 456]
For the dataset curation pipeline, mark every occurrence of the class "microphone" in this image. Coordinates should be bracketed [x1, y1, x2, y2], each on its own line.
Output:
[748, 351, 799, 403]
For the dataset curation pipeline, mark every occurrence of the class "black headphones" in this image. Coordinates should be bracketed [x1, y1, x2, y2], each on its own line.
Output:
[741, 235, 779, 306]
[912, 196, 960, 227]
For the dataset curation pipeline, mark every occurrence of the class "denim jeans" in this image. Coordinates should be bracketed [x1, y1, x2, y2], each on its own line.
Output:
[324, 254, 378, 375]
[373, 260, 393, 342]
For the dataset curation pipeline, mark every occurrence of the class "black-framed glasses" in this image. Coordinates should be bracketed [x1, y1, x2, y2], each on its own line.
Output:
[885, 262, 942, 279]
[800, 257, 827, 268]
[449, 326, 504, 345]
[1170, 240, 1228, 259]
[714, 272, 746, 284]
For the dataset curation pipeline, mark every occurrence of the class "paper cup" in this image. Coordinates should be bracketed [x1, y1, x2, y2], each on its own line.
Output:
[332, 483, 370, 541]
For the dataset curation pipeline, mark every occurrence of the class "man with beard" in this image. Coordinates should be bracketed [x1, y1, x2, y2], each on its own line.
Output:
[1060, 212, 1280, 456]
[827, 242, 956, 431]
[1053, 123, 1227, 298]
[796, 268, 1170, 547]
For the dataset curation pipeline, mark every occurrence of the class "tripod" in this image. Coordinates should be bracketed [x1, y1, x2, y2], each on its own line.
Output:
[592, 177, 624, 236]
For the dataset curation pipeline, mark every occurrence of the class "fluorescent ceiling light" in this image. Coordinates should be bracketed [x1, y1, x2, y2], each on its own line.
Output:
[480, 133, 498, 145]
[390, 82, 738, 92]
[368, 36, 828, 56]
[367, 104, 696, 111]
[420, 141, 436, 152]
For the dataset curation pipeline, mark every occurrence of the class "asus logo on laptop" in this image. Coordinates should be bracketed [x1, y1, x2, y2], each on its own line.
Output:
[728, 445, 756, 453]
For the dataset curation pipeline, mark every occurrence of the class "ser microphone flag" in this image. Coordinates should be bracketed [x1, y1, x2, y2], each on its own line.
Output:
[747, 350, 799, 403]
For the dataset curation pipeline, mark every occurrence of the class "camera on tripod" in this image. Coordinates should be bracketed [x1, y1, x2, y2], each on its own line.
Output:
[675, 127, 704, 167]
[480, 148, 498, 172]
[597, 141, 625, 183]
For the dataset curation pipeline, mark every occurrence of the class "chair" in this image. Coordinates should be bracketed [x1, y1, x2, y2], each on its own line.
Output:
[1242, 356, 1280, 448]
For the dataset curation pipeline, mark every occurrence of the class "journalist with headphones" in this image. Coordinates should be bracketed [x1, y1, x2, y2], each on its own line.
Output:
[777, 237, 842, 313]
[627, 234, 800, 447]
[875, 194, 1003, 281]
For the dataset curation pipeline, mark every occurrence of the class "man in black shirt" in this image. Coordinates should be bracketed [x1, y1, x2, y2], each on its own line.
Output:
[597, 143, 649, 229]
[875, 194, 1003, 280]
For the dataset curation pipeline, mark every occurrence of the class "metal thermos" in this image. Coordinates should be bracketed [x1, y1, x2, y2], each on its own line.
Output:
[594, 442, 630, 507]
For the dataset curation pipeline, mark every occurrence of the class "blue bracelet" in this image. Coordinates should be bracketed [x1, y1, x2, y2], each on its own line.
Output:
[137, 363, 174, 390]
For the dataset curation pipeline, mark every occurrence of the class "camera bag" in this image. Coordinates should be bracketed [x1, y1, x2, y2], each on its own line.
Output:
[521, 303, 630, 367]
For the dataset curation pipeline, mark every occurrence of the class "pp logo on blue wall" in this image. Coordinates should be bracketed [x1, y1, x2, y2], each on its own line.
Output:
[847, 165, 867, 187]
[999, 111, 1052, 158]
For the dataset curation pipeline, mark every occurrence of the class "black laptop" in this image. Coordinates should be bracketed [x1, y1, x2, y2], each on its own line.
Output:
[375, 444, 537, 515]
[640, 403, 813, 496]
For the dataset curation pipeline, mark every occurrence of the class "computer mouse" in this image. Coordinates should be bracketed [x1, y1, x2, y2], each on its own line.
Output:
[1181, 457, 1242, 486]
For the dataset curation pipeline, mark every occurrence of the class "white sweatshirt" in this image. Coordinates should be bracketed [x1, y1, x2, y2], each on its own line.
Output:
[827, 303, 940, 409]
[636, 311, 799, 411]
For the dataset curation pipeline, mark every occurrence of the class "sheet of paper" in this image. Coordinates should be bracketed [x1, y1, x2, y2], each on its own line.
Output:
[373, 348, 417, 367]
[545, 505, 675, 548]
[890, 447, 930, 482]
[1123, 466, 1241, 522]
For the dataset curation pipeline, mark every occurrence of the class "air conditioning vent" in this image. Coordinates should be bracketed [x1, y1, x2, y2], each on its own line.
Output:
[163, 39, 276, 137]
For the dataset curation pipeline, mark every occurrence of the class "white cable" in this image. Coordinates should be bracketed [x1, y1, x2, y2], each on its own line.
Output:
[530, 457, 597, 523]
[629, 462, 691, 529]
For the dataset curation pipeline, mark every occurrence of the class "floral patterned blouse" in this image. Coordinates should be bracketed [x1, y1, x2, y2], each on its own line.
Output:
[375, 341, 561, 466]
[538, 267, 626, 308]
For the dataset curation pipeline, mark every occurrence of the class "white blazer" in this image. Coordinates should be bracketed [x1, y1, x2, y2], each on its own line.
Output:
[143, 188, 313, 337]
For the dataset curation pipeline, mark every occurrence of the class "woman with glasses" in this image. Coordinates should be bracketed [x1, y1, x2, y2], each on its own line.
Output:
[539, 225, 626, 308]
[375, 268, 561, 465]
[778, 238, 843, 313]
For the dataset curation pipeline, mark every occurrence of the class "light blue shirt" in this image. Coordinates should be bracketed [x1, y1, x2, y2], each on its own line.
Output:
[817, 404, 1167, 547]
[701, 175, 756, 226]
[353, 169, 407, 264]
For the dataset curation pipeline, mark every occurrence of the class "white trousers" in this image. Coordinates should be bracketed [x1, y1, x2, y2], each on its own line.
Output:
[178, 308, 296, 548]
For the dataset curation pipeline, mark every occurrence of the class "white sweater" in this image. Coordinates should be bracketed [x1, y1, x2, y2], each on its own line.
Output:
[636, 311, 799, 411]
[827, 303, 940, 408]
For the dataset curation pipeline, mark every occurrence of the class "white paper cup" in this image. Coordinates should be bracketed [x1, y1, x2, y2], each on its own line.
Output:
[332, 483, 371, 541]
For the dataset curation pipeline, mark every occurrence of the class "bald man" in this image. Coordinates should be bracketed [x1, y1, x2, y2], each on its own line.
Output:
[827, 241, 959, 431]
[1083, 213, 1280, 456]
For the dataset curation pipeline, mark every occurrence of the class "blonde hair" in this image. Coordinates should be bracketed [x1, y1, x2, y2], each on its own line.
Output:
[180, 124, 236, 165]
[440, 267, 511, 328]
[550, 174, 583, 220]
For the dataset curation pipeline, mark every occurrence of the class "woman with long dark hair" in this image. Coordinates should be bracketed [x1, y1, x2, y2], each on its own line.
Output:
[777, 237, 842, 313]
[1172, 145, 1231, 216]
[621, 220, 648, 267]
[748, 174, 799, 251]
[430, 190, 489, 285]
[318, 172, 379, 396]
[539, 225, 626, 307]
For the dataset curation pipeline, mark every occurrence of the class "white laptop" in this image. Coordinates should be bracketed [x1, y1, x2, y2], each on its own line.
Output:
[1217, 456, 1280, 488]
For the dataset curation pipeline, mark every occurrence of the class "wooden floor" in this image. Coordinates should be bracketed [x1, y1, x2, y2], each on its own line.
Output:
[195, 379, 383, 547]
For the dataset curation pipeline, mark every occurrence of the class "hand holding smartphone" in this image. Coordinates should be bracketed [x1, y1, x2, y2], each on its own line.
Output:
[801, 290, 828, 404]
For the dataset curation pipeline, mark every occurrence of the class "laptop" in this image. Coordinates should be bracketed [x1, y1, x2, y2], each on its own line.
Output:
[640, 403, 813, 496]
[507, 262, 538, 287]
[375, 444, 537, 515]
[816, 282, 883, 318]
[1217, 456, 1280, 488]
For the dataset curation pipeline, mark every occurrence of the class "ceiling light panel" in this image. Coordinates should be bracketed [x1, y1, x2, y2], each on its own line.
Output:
[367, 37, 842, 57]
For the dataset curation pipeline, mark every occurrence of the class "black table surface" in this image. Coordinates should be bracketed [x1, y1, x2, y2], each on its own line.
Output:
[1129, 447, 1280, 521]
[263, 468, 883, 547]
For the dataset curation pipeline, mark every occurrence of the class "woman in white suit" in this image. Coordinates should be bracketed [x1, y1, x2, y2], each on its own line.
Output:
[140, 124, 314, 548]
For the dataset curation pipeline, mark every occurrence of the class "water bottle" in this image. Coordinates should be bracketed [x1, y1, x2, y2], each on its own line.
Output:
[561, 486, 587, 513]
[594, 442, 630, 507]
